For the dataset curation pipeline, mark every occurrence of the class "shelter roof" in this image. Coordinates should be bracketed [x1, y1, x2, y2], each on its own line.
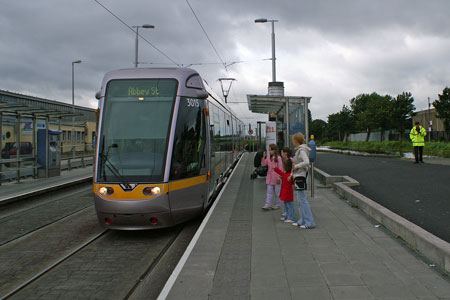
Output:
[0, 101, 81, 119]
[247, 94, 311, 117]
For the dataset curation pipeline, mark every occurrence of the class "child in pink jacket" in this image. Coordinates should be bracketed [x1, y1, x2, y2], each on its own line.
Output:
[261, 144, 283, 210]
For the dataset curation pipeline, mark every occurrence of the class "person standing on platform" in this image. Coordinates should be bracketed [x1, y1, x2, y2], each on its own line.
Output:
[410, 121, 427, 164]
[308, 135, 316, 163]
[273, 159, 295, 223]
[277, 131, 285, 151]
[290, 133, 316, 229]
[279, 147, 293, 218]
[281, 147, 293, 160]
[261, 144, 283, 210]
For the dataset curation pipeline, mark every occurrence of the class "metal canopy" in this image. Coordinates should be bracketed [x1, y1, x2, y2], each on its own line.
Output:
[0, 101, 82, 119]
[247, 94, 311, 117]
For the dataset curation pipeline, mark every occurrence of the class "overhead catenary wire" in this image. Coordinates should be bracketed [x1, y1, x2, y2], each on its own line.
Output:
[93, 0, 179, 66]
[185, 0, 227, 71]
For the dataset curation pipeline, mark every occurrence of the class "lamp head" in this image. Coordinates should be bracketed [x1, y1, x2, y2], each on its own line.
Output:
[255, 18, 268, 23]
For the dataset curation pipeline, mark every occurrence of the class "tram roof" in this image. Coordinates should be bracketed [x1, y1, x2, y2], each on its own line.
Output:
[101, 67, 198, 81]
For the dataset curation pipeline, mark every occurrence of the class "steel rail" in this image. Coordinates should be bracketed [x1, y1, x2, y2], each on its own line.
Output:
[0, 230, 109, 300]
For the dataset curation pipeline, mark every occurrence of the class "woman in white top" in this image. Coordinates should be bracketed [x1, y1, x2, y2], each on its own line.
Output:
[290, 133, 316, 228]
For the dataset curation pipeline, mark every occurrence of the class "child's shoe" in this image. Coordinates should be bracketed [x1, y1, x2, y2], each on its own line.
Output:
[271, 206, 280, 210]
[284, 220, 295, 223]
[261, 206, 271, 210]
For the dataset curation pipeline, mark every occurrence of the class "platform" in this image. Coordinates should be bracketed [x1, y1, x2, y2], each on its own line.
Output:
[0, 166, 92, 206]
[160, 153, 450, 300]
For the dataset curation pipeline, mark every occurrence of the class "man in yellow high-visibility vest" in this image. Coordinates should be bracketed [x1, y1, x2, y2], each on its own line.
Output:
[410, 121, 427, 164]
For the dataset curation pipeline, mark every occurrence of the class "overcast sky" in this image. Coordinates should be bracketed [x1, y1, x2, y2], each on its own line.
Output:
[1, 0, 450, 126]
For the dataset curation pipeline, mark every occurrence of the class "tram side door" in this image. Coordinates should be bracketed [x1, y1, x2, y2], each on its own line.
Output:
[169, 97, 209, 223]
[205, 102, 214, 202]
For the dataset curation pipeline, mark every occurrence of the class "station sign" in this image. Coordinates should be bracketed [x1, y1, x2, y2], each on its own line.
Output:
[266, 121, 276, 152]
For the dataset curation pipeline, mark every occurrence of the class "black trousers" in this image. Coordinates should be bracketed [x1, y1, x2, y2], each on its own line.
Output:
[414, 146, 423, 162]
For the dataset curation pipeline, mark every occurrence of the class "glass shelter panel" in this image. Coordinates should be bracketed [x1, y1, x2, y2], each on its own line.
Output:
[289, 101, 306, 135]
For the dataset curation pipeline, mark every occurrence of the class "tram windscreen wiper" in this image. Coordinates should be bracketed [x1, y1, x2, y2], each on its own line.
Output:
[100, 143, 131, 188]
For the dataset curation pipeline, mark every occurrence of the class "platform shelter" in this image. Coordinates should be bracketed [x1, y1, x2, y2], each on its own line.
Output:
[247, 81, 311, 148]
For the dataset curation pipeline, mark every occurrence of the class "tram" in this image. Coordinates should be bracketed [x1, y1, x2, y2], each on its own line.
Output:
[93, 68, 244, 230]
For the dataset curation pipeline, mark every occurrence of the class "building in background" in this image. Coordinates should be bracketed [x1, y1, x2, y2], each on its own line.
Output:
[412, 108, 445, 140]
[0, 89, 97, 182]
[0, 89, 97, 154]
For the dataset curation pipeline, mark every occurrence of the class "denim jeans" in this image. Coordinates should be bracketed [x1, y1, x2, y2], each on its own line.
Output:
[283, 201, 295, 221]
[296, 190, 315, 227]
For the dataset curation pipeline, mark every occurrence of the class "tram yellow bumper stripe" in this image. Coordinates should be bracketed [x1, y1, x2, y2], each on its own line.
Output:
[93, 175, 207, 200]
[168, 175, 208, 192]
[93, 183, 167, 200]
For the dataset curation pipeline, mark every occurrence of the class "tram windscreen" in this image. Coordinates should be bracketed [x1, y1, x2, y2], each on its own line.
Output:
[98, 79, 178, 182]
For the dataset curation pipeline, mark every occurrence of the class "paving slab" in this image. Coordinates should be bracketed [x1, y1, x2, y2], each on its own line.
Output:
[161, 153, 450, 300]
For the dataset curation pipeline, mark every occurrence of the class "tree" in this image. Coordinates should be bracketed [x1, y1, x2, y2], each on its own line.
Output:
[326, 112, 342, 141]
[326, 105, 355, 141]
[338, 105, 356, 141]
[391, 92, 415, 141]
[350, 94, 373, 141]
[310, 119, 327, 141]
[350, 93, 393, 141]
[308, 109, 313, 137]
[433, 87, 450, 142]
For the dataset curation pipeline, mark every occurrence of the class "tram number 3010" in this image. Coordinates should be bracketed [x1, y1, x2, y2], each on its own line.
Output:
[186, 98, 200, 108]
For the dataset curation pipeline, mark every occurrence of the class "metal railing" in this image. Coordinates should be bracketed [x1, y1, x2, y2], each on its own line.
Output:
[0, 143, 95, 185]
[61, 142, 95, 171]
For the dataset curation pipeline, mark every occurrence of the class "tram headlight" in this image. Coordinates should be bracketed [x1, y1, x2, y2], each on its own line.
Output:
[143, 186, 161, 196]
[99, 186, 114, 196]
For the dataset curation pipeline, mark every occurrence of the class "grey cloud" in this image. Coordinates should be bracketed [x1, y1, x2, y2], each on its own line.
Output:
[1, 0, 449, 121]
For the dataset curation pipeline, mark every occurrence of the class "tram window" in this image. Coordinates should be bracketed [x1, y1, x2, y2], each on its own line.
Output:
[210, 105, 221, 151]
[98, 79, 177, 182]
[213, 107, 220, 136]
[170, 97, 206, 180]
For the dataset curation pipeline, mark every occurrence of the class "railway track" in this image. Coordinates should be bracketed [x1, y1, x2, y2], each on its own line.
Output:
[0, 183, 93, 246]
[1, 230, 108, 300]
[0, 184, 201, 300]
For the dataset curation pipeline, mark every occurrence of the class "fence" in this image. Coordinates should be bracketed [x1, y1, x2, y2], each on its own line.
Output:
[0, 143, 94, 185]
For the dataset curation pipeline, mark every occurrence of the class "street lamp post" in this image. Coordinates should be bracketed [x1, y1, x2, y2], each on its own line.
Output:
[218, 78, 236, 103]
[132, 24, 155, 68]
[72, 60, 82, 163]
[255, 18, 278, 82]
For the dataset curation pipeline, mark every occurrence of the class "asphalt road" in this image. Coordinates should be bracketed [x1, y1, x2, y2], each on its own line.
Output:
[314, 152, 450, 243]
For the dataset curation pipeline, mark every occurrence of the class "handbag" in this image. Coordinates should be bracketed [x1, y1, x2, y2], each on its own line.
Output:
[294, 176, 307, 190]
